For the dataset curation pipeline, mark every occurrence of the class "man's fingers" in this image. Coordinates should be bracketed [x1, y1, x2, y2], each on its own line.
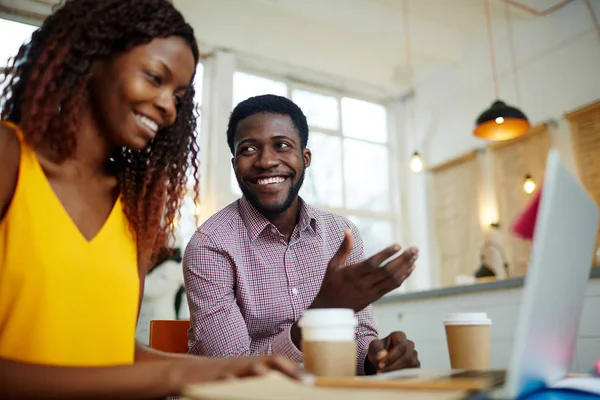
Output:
[378, 263, 417, 296]
[378, 248, 418, 287]
[389, 331, 407, 343]
[355, 244, 402, 274]
[367, 339, 387, 366]
[328, 228, 354, 269]
[377, 333, 406, 370]
[380, 340, 416, 373]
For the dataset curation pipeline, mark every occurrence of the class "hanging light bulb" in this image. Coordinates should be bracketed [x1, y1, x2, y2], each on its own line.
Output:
[523, 173, 535, 194]
[410, 151, 423, 173]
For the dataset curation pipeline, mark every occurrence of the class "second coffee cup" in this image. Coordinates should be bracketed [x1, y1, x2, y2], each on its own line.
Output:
[298, 308, 357, 377]
[444, 312, 492, 370]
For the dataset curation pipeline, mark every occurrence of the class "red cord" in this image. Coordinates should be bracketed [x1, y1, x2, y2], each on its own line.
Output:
[402, 0, 414, 96]
[484, 0, 499, 99]
[501, 0, 573, 16]
[505, 1, 521, 106]
[584, 0, 600, 43]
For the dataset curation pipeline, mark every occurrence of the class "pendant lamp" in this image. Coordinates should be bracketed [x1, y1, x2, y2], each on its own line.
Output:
[474, 100, 531, 141]
[523, 173, 536, 194]
[410, 151, 423, 173]
[474, 0, 531, 141]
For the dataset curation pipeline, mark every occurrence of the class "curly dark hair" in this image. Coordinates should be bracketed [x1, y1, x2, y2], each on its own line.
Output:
[226, 94, 309, 154]
[0, 0, 200, 263]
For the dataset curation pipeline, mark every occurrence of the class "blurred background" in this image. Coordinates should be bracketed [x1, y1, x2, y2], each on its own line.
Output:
[2, 0, 599, 289]
[1, 1, 599, 366]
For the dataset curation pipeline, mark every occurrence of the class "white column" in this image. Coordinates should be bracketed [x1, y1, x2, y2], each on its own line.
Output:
[391, 97, 436, 291]
[198, 50, 237, 222]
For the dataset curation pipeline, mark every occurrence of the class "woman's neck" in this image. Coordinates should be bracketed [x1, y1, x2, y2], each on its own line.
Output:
[40, 108, 116, 178]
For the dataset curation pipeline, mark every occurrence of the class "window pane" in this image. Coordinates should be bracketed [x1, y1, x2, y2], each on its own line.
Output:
[343, 139, 390, 212]
[177, 195, 201, 248]
[0, 73, 8, 109]
[194, 63, 204, 106]
[300, 132, 343, 208]
[292, 89, 339, 130]
[341, 97, 387, 143]
[233, 72, 287, 106]
[348, 216, 394, 258]
[0, 19, 36, 67]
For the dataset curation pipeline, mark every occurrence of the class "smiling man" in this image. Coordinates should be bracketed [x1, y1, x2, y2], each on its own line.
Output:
[183, 94, 421, 375]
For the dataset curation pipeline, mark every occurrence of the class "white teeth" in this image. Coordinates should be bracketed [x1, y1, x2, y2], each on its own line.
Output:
[135, 113, 158, 132]
[257, 176, 285, 185]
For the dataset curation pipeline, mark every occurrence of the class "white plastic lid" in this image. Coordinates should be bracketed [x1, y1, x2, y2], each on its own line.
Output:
[298, 308, 357, 328]
[443, 312, 492, 326]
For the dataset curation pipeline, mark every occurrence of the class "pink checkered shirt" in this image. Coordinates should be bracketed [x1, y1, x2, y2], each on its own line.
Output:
[183, 196, 378, 375]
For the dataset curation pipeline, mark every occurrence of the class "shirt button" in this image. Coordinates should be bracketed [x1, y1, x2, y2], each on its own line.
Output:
[270, 227, 277, 234]
[291, 287, 299, 295]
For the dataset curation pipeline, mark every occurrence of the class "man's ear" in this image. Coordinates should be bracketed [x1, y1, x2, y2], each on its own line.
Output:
[303, 148, 311, 168]
[231, 157, 235, 169]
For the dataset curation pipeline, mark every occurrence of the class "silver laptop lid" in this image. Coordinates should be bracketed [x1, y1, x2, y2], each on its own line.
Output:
[504, 150, 599, 398]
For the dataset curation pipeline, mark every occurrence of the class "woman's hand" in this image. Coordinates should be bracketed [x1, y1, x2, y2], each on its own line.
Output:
[166, 354, 303, 394]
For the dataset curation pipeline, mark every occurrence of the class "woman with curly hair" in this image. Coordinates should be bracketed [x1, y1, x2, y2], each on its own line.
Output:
[0, 0, 300, 397]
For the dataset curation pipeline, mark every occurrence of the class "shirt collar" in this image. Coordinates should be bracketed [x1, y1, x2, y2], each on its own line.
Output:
[239, 196, 318, 241]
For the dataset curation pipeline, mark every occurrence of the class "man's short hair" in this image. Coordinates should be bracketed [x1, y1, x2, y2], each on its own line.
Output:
[226, 94, 309, 154]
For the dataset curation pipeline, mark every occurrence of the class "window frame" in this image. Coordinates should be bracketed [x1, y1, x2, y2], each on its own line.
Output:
[231, 68, 403, 251]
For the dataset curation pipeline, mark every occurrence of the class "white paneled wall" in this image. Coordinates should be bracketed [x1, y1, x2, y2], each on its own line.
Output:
[372, 278, 600, 373]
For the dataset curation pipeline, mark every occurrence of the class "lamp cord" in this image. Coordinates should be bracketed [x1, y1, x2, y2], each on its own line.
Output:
[402, 0, 415, 100]
[584, 0, 600, 44]
[504, 2, 521, 107]
[401, 0, 416, 132]
[501, 0, 573, 16]
[484, 0, 499, 99]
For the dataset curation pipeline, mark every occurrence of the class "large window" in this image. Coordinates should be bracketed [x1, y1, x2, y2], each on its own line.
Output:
[0, 18, 37, 108]
[176, 63, 204, 248]
[232, 71, 396, 256]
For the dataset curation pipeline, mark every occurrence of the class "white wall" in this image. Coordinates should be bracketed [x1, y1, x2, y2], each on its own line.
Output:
[401, 1, 600, 289]
[173, 0, 492, 101]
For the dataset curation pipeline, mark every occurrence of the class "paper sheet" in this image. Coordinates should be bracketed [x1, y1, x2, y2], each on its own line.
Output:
[550, 376, 600, 395]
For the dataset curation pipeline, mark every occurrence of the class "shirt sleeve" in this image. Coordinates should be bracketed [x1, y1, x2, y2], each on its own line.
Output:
[345, 220, 379, 376]
[183, 231, 302, 361]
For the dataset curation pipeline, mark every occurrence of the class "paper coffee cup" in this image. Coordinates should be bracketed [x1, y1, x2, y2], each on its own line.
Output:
[298, 309, 357, 377]
[444, 313, 491, 370]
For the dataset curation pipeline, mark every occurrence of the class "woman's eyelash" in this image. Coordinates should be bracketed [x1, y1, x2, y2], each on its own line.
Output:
[146, 72, 162, 84]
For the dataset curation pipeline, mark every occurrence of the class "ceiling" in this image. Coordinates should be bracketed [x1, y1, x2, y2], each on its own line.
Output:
[251, 0, 560, 64]
[0, 0, 575, 96]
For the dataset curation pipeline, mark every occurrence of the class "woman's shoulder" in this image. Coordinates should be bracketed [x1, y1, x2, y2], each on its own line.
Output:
[0, 121, 20, 150]
[0, 122, 21, 220]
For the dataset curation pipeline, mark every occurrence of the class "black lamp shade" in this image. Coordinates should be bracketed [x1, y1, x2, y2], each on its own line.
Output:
[475, 263, 496, 278]
[474, 100, 531, 141]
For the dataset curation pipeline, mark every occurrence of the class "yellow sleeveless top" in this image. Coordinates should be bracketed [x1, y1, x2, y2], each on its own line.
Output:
[0, 122, 139, 366]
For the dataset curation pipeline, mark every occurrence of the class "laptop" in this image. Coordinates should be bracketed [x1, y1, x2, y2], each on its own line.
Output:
[323, 150, 599, 398]
[497, 149, 598, 398]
